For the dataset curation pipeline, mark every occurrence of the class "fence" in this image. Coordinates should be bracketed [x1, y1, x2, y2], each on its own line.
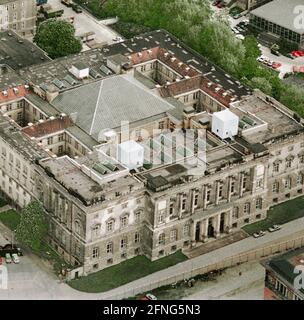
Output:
[103, 235, 304, 300]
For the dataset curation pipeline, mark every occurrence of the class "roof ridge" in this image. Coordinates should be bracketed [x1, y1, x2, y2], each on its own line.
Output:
[89, 80, 104, 135]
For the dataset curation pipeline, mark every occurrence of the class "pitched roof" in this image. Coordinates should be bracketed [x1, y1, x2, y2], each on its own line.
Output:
[51, 74, 175, 140]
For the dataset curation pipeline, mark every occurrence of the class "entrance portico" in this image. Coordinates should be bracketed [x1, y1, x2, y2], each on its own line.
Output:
[191, 208, 232, 244]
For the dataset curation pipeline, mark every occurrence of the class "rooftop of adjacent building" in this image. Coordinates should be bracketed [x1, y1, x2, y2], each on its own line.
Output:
[263, 247, 304, 298]
[0, 30, 50, 71]
[250, 0, 304, 34]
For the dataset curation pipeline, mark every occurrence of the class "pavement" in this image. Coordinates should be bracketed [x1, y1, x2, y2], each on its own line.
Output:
[46, 0, 121, 48]
[0, 213, 303, 299]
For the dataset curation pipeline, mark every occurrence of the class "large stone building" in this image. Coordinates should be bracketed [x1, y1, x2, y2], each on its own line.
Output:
[0, 0, 37, 37]
[0, 30, 304, 277]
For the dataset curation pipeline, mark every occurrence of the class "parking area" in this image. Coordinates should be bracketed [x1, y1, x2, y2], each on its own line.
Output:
[46, 0, 121, 49]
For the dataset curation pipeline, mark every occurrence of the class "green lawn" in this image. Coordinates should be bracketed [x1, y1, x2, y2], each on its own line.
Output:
[243, 196, 304, 235]
[0, 209, 20, 231]
[68, 250, 188, 293]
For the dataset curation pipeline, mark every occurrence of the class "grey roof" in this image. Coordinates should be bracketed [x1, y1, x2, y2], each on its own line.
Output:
[0, 30, 50, 70]
[52, 74, 175, 140]
[251, 0, 304, 34]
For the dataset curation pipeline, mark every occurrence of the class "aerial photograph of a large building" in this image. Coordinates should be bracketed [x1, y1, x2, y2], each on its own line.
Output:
[0, 0, 303, 307]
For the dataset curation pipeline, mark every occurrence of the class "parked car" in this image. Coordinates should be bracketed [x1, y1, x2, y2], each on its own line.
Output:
[287, 53, 295, 59]
[145, 293, 157, 300]
[272, 62, 282, 69]
[5, 253, 12, 264]
[112, 36, 123, 42]
[72, 4, 82, 13]
[0, 257, 2, 265]
[12, 253, 20, 264]
[253, 230, 266, 238]
[233, 14, 241, 19]
[268, 225, 281, 232]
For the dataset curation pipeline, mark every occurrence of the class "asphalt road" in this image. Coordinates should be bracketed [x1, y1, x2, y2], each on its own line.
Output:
[47, 0, 121, 47]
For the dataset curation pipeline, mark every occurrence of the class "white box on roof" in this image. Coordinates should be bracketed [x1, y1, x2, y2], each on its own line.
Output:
[212, 109, 239, 139]
[117, 140, 144, 170]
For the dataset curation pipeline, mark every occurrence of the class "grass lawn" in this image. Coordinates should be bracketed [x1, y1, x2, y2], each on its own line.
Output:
[243, 196, 304, 235]
[0, 209, 20, 231]
[68, 250, 188, 293]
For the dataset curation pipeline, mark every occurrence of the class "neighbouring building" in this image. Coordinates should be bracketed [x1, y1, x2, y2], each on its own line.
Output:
[0, 29, 304, 277]
[237, 0, 271, 11]
[262, 247, 304, 300]
[0, 0, 37, 37]
[250, 0, 304, 49]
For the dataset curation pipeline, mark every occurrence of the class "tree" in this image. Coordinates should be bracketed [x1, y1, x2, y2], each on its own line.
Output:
[34, 19, 82, 59]
[15, 201, 48, 252]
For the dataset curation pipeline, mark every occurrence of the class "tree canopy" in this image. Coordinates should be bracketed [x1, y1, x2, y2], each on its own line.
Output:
[34, 19, 82, 59]
[15, 200, 48, 252]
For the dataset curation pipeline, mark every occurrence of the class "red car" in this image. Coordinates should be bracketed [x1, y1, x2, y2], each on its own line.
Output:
[292, 50, 304, 57]
[272, 62, 282, 69]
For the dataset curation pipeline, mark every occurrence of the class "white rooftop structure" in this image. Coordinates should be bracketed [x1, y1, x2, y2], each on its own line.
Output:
[212, 109, 239, 140]
[117, 140, 144, 170]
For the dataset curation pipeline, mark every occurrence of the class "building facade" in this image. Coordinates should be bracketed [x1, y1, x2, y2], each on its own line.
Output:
[0, 0, 37, 37]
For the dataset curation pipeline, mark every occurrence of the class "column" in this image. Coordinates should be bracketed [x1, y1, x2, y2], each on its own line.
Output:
[191, 221, 196, 243]
[214, 214, 221, 238]
[201, 219, 208, 242]
[240, 172, 244, 198]
[226, 209, 233, 234]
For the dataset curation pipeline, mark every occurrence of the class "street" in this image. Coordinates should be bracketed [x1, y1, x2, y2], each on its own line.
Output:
[47, 0, 121, 48]
[0, 213, 303, 299]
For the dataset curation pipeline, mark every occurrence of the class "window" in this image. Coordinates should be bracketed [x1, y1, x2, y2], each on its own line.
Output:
[233, 207, 239, 219]
[230, 181, 235, 194]
[106, 242, 113, 254]
[158, 211, 165, 224]
[255, 198, 262, 210]
[92, 247, 99, 259]
[194, 192, 199, 208]
[134, 232, 140, 243]
[120, 215, 128, 227]
[286, 159, 292, 169]
[244, 203, 250, 215]
[58, 134, 64, 142]
[169, 202, 174, 215]
[75, 221, 81, 234]
[242, 176, 247, 190]
[158, 233, 165, 245]
[297, 174, 303, 185]
[47, 137, 53, 145]
[272, 181, 279, 193]
[206, 189, 211, 203]
[58, 145, 63, 154]
[256, 179, 263, 188]
[135, 211, 141, 222]
[107, 220, 114, 232]
[273, 162, 279, 173]
[181, 197, 186, 211]
[92, 224, 100, 238]
[285, 178, 291, 189]
[218, 184, 223, 199]
[183, 224, 190, 237]
[159, 121, 165, 130]
[170, 229, 177, 242]
[120, 238, 127, 250]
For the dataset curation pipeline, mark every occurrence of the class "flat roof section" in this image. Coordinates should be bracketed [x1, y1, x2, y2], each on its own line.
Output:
[0, 30, 50, 70]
